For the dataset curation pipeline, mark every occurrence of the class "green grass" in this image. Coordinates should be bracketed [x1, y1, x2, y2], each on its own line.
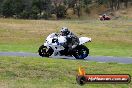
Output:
[88, 41, 132, 57]
[0, 44, 39, 52]
[0, 56, 132, 88]
[0, 18, 132, 57]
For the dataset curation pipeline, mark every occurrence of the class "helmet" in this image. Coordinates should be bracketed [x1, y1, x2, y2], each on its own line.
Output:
[103, 14, 106, 16]
[60, 27, 70, 36]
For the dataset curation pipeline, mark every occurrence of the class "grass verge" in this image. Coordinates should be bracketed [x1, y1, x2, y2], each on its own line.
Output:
[0, 56, 132, 88]
[0, 18, 132, 57]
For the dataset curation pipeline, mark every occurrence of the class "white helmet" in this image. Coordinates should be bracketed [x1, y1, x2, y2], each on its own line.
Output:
[60, 27, 70, 36]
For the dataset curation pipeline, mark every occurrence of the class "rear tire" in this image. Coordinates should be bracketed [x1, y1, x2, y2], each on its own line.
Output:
[73, 45, 89, 59]
[38, 45, 54, 57]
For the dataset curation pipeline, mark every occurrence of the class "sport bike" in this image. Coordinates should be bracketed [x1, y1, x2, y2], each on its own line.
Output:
[38, 33, 91, 59]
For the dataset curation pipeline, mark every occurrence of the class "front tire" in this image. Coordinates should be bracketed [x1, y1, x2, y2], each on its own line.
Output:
[38, 45, 54, 57]
[73, 45, 89, 59]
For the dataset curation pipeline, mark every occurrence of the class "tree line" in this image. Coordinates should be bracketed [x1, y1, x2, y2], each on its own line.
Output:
[0, 0, 131, 19]
[98, 0, 131, 10]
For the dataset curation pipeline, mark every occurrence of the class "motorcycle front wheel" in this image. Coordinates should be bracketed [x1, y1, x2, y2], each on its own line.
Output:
[73, 45, 89, 59]
[38, 45, 54, 57]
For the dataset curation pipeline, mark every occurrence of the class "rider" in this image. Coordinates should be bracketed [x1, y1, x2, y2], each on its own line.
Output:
[102, 14, 106, 19]
[60, 27, 79, 53]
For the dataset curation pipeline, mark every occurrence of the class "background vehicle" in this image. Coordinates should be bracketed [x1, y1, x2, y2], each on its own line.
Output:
[99, 15, 111, 21]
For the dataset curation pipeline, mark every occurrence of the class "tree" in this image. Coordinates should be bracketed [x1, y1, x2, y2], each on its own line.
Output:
[1, 0, 14, 17]
[0, 0, 4, 15]
[124, 0, 128, 8]
[1, 0, 24, 17]
[30, 5, 39, 19]
[19, 10, 30, 19]
[31, 0, 52, 19]
[82, 0, 92, 14]
[62, 0, 77, 14]
[74, 0, 82, 17]
[19, 0, 32, 19]
[13, 0, 24, 17]
[55, 4, 67, 19]
[98, 0, 108, 5]
[83, 0, 92, 5]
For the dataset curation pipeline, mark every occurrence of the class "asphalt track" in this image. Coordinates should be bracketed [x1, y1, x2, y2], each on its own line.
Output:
[0, 52, 132, 64]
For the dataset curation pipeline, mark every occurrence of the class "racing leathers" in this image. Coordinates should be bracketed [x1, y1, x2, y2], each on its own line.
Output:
[63, 32, 79, 53]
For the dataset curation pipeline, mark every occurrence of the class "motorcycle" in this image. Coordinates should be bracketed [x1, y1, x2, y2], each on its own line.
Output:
[38, 33, 91, 59]
[99, 15, 111, 21]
